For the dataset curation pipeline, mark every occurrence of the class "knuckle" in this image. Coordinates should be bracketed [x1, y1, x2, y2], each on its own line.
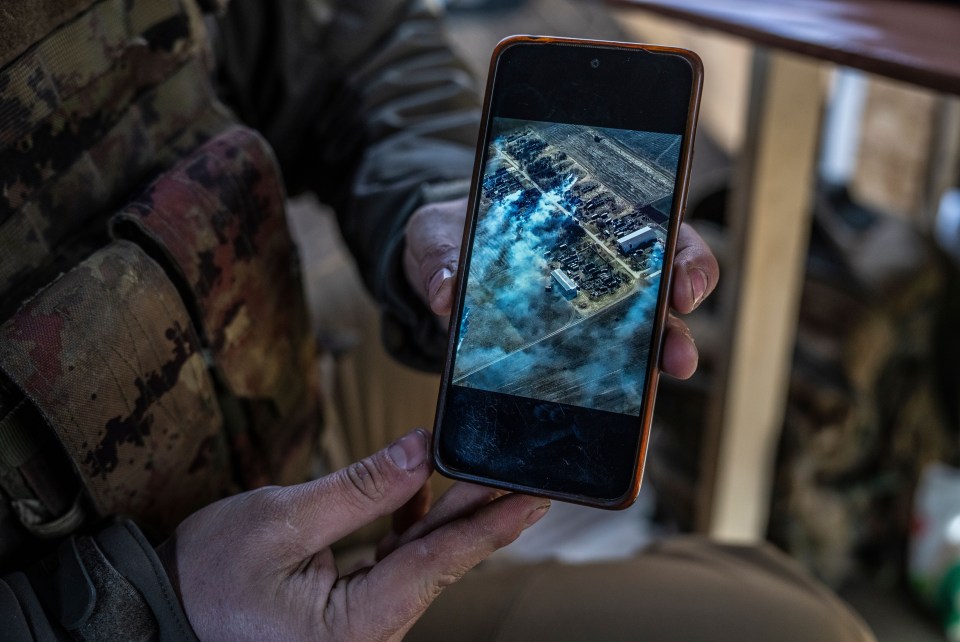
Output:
[422, 244, 459, 268]
[411, 541, 464, 608]
[339, 457, 389, 505]
[676, 252, 697, 273]
[407, 516, 519, 612]
[420, 571, 459, 606]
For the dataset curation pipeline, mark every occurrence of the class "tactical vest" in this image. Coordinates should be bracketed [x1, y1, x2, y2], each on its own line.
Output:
[0, 0, 320, 568]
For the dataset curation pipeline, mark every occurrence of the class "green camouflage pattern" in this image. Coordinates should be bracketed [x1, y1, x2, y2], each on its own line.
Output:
[0, 0, 320, 538]
[0, 241, 234, 535]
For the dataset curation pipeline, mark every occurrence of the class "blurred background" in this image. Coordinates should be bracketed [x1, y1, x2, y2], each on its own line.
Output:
[289, 1, 960, 639]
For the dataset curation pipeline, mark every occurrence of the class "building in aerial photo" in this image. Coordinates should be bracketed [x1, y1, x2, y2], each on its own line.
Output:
[617, 226, 657, 254]
[551, 268, 578, 300]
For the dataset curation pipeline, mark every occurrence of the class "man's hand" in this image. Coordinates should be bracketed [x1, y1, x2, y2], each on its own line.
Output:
[161, 429, 549, 641]
[403, 197, 467, 319]
[403, 197, 719, 380]
[662, 222, 720, 379]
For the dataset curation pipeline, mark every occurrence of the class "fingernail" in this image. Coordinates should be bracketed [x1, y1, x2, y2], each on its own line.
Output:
[388, 429, 428, 471]
[524, 502, 551, 528]
[428, 267, 454, 300]
[689, 267, 707, 306]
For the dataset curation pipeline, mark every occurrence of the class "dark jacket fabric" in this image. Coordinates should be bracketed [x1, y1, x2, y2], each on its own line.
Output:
[0, 0, 479, 638]
[213, 0, 480, 370]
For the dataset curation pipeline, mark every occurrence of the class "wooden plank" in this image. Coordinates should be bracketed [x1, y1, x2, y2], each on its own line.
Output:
[704, 49, 826, 542]
[606, 0, 960, 96]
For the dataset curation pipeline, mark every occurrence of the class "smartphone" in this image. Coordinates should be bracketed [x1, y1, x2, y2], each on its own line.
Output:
[432, 36, 703, 509]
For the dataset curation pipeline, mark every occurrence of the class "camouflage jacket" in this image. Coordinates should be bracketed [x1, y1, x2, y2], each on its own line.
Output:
[0, 0, 479, 638]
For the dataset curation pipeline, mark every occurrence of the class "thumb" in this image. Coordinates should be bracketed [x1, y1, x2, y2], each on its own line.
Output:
[276, 429, 433, 551]
[402, 239, 458, 317]
[402, 198, 467, 317]
[426, 263, 458, 317]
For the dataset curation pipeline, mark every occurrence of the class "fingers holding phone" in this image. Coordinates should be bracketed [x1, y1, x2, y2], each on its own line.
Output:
[661, 222, 719, 380]
[671, 222, 719, 315]
[164, 429, 548, 642]
[403, 197, 468, 318]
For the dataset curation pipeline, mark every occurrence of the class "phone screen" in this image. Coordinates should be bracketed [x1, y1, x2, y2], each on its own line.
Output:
[454, 118, 680, 414]
[435, 40, 700, 505]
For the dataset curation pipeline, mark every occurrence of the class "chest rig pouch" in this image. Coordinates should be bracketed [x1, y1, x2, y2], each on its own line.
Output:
[0, 0, 319, 561]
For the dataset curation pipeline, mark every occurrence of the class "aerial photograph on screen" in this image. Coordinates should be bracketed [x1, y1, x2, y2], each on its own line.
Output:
[451, 117, 682, 416]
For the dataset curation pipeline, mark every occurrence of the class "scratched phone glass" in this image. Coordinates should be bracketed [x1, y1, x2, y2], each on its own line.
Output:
[450, 117, 681, 417]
